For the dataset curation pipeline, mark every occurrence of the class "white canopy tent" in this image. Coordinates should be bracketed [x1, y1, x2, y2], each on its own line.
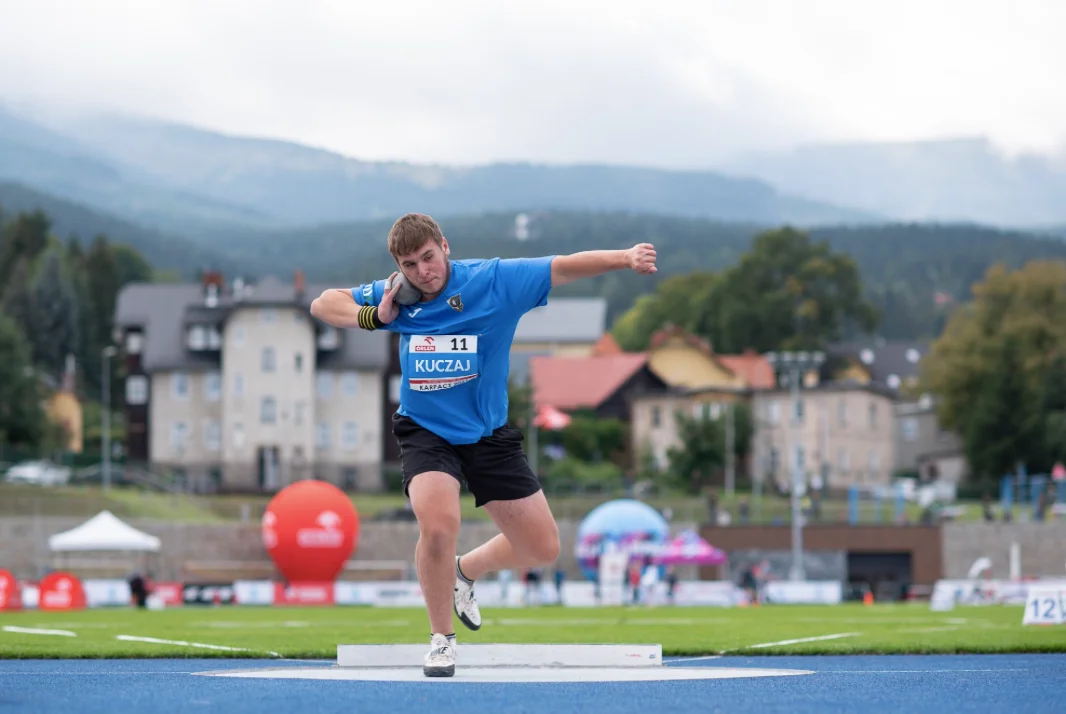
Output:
[48, 510, 161, 553]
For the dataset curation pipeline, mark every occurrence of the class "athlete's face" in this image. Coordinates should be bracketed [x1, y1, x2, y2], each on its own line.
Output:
[396, 237, 450, 297]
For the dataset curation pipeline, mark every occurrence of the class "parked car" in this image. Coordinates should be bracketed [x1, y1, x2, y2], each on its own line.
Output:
[3, 460, 72, 486]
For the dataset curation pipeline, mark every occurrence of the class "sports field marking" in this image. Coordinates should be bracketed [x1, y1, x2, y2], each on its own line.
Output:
[486, 617, 728, 626]
[199, 621, 314, 629]
[2, 626, 77, 637]
[745, 632, 862, 649]
[116, 634, 282, 657]
[898, 626, 960, 634]
[27, 622, 116, 629]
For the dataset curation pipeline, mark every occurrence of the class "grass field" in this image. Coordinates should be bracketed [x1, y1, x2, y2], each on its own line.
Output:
[1, 604, 1062, 659]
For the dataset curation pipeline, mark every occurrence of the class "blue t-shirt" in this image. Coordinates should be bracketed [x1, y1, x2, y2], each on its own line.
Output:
[351, 256, 555, 444]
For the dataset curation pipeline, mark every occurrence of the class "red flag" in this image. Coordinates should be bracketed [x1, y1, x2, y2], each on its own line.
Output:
[533, 405, 571, 430]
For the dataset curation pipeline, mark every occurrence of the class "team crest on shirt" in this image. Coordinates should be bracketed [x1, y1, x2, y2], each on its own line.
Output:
[447, 293, 464, 312]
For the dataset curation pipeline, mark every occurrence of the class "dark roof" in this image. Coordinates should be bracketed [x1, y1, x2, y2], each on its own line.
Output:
[754, 379, 900, 401]
[514, 298, 606, 343]
[827, 339, 929, 390]
[114, 279, 388, 372]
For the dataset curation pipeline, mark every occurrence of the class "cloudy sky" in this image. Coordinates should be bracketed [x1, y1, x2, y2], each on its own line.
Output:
[1, 0, 1063, 168]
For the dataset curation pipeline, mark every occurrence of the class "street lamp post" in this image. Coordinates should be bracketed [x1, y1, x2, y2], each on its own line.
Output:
[765, 350, 825, 582]
[102, 346, 117, 492]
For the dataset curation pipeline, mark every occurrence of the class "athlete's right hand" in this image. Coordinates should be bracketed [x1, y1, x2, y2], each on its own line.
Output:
[378, 272, 403, 324]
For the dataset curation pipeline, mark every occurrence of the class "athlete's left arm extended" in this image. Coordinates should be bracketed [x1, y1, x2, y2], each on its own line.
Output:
[549, 243, 657, 287]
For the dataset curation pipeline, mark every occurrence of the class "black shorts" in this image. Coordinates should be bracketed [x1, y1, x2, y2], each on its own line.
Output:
[392, 413, 542, 507]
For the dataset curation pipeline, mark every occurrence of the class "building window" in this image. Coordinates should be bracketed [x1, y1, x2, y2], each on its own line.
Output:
[342, 422, 359, 451]
[261, 308, 277, 323]
[233, 325, 245, 346]
[901, 417, 919, 442]
[203, 420, 221, 451]
[172, 373, 189, 400]
[233, 373, 244, 397]
[295, 353, 304, 373]
[651, 405, 661, 428]
[342, 372, 359, 396]
[794, 399, 804, 423]
[838, 447, 850, 472]
[170, 422, 188, 452]
[294, 401, 306, 426]
[261, 347, 276, 372]
[838, 399, 847, 427]
[125, 376, 148, 405]
[768, 400, 780, 425]
[869, 402, 878, 429]
[204, 372, 221, 401]
[794, 445, 805, 473]
[868, 449, 880, 480]
[317, 373, 333, 399]
[316, 422, 331, 449]
[318, 326, 338, 349]
[233, 422, 245, 449]
[260, 396, 276, 424]
[188, 326, 206, 350]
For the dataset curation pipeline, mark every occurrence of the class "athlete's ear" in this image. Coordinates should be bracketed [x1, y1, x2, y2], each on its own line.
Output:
[441, 237, 450, 256]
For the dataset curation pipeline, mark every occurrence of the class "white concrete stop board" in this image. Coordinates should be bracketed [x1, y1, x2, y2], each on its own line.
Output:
[337, 643, 662, 668]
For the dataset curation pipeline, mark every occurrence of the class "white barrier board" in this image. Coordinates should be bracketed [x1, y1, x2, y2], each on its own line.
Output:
[1022, 587, 1065, 625]
[337, 643, 662, 668]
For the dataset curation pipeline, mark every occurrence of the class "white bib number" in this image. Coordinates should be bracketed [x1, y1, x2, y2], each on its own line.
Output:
[406, 335, 479, 392]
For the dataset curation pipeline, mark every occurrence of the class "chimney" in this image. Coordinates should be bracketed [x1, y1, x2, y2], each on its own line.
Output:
[201, 270, 223, 307]
[294, 269, 305, 299]
[62, 353, 76, 393]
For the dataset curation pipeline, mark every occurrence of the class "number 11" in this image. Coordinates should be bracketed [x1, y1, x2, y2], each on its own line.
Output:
[451, 338, 467, 350]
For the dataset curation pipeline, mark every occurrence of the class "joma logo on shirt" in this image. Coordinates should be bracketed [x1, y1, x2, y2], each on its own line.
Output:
[414, 359, 472, 373]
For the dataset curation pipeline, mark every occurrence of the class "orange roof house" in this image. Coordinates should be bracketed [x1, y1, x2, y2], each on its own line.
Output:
[528, 353, 667, 421]
[645, 325, 775, 391]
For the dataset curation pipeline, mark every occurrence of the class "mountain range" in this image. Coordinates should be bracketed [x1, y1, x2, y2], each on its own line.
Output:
[1, 103, 1065, 242]
[0, 106, 875, 238]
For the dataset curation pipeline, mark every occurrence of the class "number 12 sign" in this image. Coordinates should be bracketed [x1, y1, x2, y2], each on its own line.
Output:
[1023, 586, 1065, 625]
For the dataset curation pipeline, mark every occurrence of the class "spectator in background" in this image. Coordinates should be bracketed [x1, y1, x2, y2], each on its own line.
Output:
[128, 573, 148, 609]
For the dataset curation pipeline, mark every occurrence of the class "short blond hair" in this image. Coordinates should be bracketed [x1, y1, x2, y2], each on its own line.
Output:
[388, 213, 444, 260]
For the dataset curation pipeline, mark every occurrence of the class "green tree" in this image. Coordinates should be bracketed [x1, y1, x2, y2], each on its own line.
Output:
[702, 227, 879, 352]
[666, 411, 725, 494]
[31, 250, 81, 382]
[549, 411, 629, 465]
[1, 258, 38, 345]
[609, 227, 878, 352]
[611, 272, 718, 350]
[920, 260, 1066, 487]
[0, 209, 50, 292]
[0, 313, 48, 447]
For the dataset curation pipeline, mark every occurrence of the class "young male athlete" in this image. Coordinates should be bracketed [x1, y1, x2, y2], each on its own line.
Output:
[310, 213, 657, 676]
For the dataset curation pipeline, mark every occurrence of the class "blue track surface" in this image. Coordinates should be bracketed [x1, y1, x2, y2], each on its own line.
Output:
[1, 654, 1064, 714]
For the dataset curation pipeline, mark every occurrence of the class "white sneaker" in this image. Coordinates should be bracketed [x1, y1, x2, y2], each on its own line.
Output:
[454, 556, 482, 631]
[423, 633, 456, 677]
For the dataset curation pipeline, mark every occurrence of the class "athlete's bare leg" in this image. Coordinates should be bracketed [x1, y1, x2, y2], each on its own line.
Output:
[407, 472, 463, 634]
[457, 490, 560, 581]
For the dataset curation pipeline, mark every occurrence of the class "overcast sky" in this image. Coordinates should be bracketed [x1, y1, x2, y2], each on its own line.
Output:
[1, 0, 1063, 168]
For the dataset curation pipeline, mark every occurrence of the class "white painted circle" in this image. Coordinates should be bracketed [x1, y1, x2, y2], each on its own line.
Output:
[197, 666, 813, 683]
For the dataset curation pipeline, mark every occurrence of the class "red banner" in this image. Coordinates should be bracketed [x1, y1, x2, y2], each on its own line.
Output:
[0, 570, 22, 611]
[37, 572, 87, 611]
[273, 581, 335, 606]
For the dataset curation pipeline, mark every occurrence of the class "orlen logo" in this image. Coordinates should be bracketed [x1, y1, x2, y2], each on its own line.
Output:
[42, 578, 73, 608]
[296, 510, 345, 548]
[261, 511, 278, 549]
[414, 336, 436, 352]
